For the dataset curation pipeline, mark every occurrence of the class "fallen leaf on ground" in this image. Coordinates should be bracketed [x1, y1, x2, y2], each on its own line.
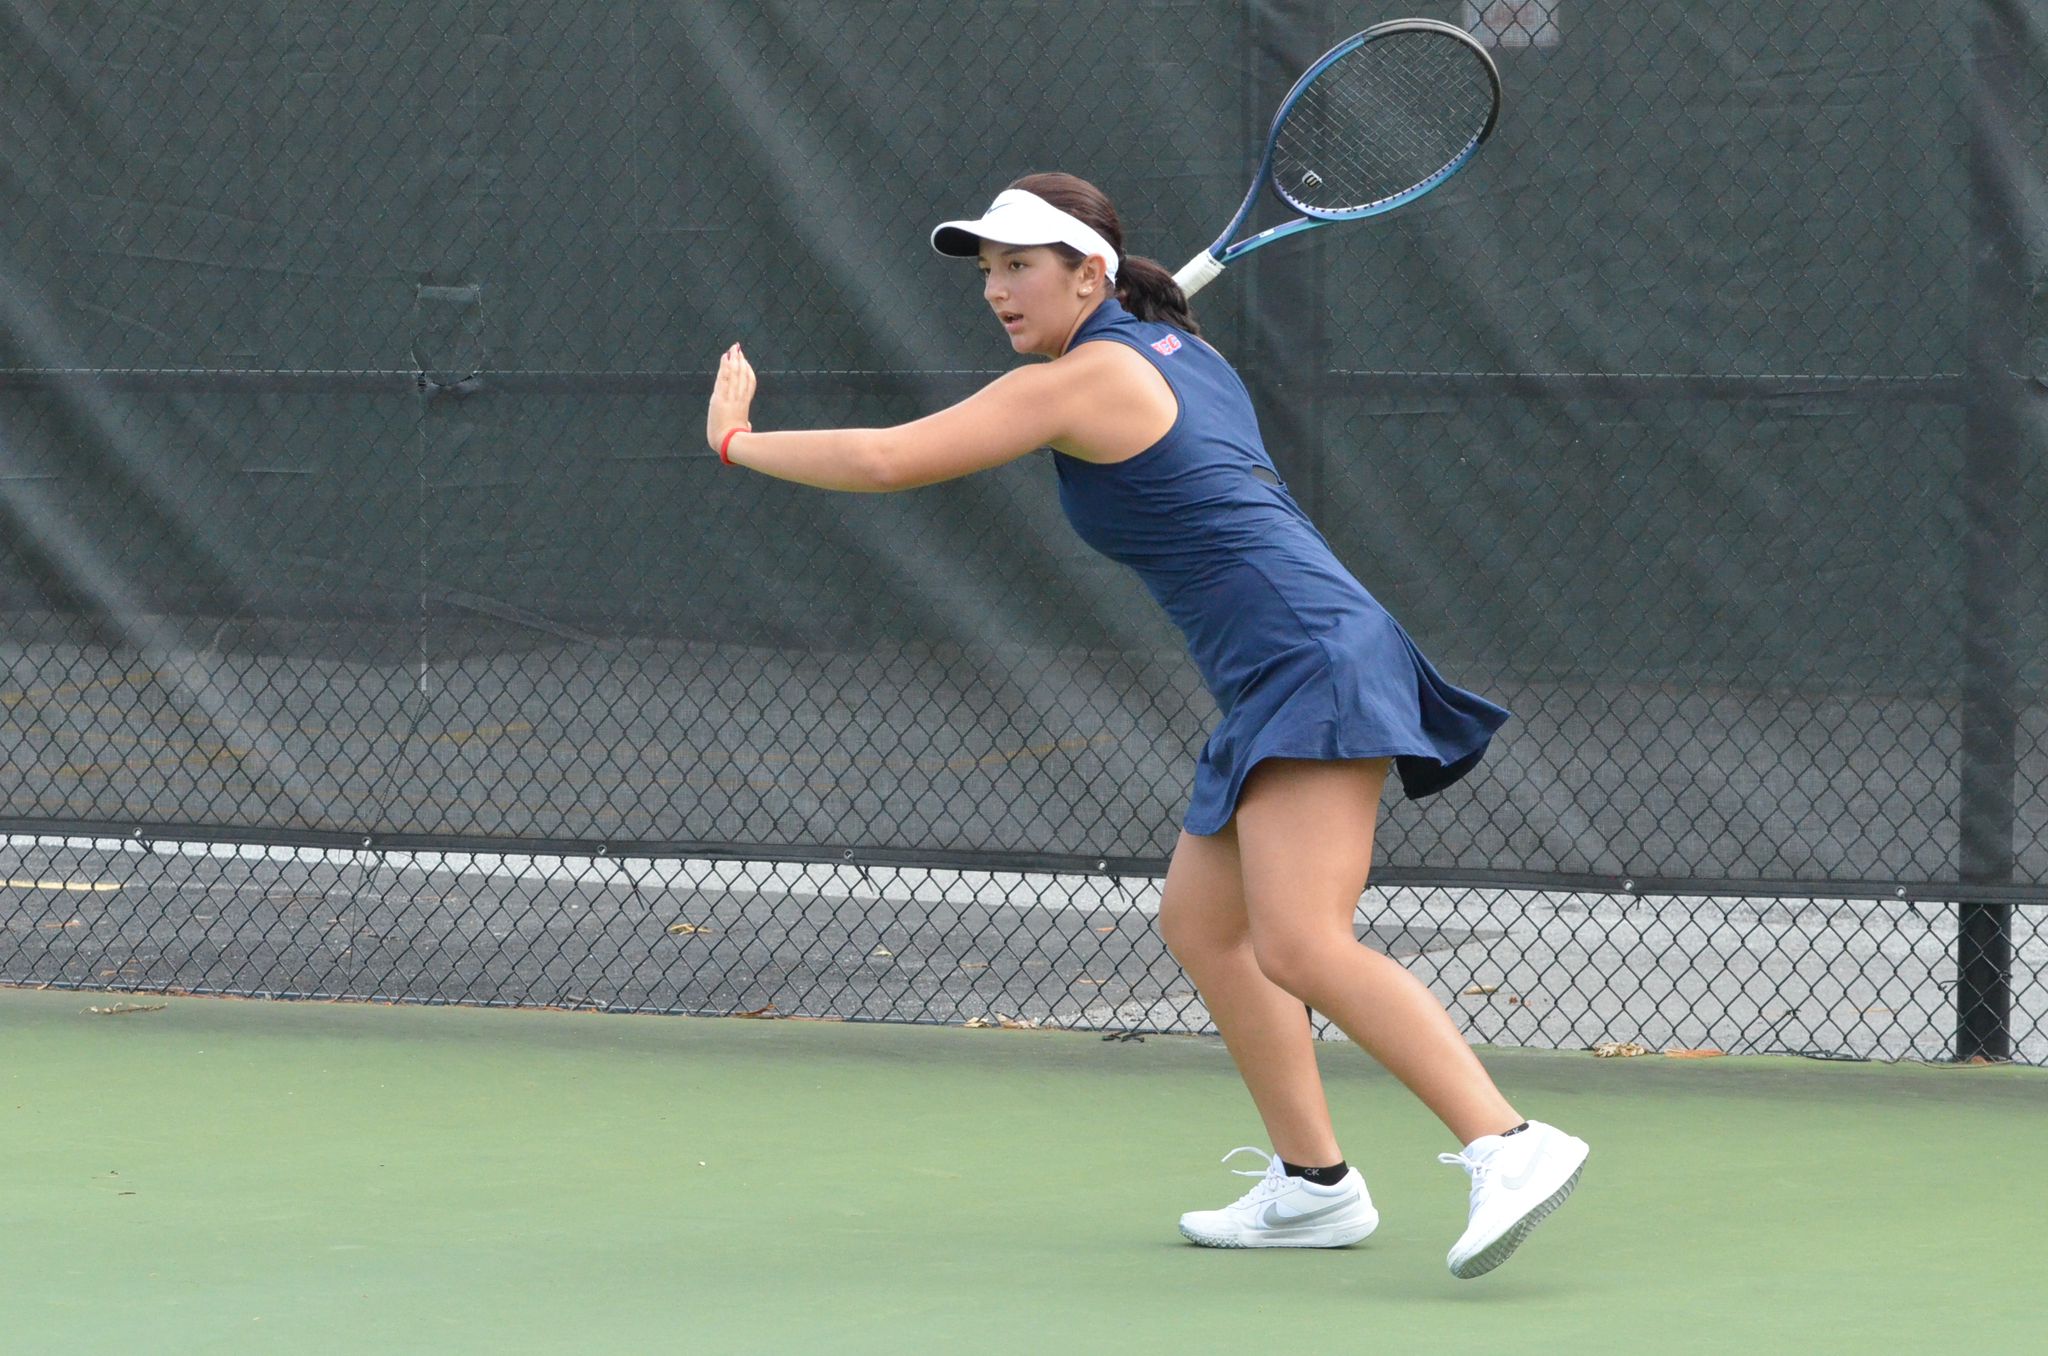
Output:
[1664, 1047, 1726, 1059]
[1592, 1040, 1650, 1058]
[965, 1014, 1040, 1030]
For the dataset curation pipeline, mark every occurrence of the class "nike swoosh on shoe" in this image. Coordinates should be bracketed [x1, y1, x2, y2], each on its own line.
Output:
[1256, 1197, 1356, 1229]
[1499, 1158, 1542, 1191]
[1498, 1131, 1566, 1191]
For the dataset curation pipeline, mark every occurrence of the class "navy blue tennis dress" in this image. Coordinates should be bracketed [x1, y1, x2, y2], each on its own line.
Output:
[1054, 298, 1509, 836]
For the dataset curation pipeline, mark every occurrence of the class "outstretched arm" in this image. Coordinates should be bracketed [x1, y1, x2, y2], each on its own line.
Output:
[705, 343, 1088, 493]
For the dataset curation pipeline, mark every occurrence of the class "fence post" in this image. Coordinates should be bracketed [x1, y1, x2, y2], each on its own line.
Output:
[1957, 1, 2031, 1061]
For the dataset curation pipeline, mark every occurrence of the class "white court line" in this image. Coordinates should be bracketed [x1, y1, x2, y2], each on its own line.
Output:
[1, 832, 1163, 914]
[0, 831, 1548, 924]
[7, 833, 2000, 936]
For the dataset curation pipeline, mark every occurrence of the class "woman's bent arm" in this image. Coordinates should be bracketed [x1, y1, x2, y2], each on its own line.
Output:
[713, 348, 1106, 492]
[724, 426, 895, 492]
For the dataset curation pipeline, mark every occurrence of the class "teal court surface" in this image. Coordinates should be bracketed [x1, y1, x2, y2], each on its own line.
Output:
[3, 985, 2041, 1354]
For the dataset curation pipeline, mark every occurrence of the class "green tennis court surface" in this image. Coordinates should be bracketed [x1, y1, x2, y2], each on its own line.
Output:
[4, 986, 2039, 1354]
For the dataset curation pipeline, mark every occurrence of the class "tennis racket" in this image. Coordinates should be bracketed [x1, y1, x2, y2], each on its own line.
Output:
[1172, 18, 1502, 297]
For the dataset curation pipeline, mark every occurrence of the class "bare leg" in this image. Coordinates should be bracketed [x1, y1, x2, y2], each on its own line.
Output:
[1232, 758, 1522, 1146]
[1157, 824, 1342, 1166]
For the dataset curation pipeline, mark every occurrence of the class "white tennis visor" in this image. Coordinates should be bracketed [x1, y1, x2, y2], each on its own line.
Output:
[930, 189, 1120, 281]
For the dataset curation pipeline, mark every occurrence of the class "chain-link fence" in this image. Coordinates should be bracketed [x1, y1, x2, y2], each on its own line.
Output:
[4, 2, 2043, 1061]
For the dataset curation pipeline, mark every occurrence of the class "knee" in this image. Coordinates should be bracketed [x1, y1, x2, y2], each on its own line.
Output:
[1159, 894, 1244, 973]
[1249, 927, 1340, 1000]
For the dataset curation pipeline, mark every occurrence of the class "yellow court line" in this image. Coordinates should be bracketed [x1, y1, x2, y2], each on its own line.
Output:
[0, 667, 165, 709]
[428, 721, 535, 746]
[22, 719, 534, 755]
[56, 747, 253, 780]
[948, 732, 1116, 772]
[26, 726, 1108, 781]
[742, 732, 1117, 775]
[47, 720, 539, 778]
[5, 880, 122, 894]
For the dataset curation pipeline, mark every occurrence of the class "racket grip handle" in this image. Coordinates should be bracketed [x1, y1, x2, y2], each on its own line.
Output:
[1172, 252, 1226, 298]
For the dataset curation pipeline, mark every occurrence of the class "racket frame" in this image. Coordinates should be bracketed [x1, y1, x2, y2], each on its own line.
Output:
[1174, 17, 1501, 295]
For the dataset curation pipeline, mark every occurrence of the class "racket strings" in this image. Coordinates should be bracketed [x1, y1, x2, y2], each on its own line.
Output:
[1287, 55, 1484, 207]
[1297, 47, 1483, 198]
[1274, 33, 1496, 216]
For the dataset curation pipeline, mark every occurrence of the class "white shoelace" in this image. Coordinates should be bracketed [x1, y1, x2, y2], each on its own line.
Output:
[1217, 1145, 1291, 1210]
[1437, 1147, 1492, 1194]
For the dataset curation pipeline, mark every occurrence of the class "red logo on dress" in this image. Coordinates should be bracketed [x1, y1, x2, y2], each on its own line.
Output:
[1150, 334, 1183, 356]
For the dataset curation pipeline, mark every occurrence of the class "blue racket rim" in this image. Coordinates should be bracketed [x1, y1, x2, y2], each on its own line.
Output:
[1189, 17, 1503, 276]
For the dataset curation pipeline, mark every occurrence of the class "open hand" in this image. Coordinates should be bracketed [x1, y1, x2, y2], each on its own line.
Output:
[707, 343, 757, 452]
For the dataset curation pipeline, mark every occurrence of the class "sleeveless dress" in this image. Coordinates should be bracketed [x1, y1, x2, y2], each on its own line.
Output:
[1053, 298, 1510, 836]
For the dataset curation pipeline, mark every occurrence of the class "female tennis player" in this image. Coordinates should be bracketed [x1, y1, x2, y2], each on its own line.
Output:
[706, 172, 1588, 1279]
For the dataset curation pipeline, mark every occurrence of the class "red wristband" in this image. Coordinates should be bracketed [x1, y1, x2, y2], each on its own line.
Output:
[718, 424, 751, 465]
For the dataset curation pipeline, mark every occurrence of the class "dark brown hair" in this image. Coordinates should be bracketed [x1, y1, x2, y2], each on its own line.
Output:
[1008, 171, 1200, 336]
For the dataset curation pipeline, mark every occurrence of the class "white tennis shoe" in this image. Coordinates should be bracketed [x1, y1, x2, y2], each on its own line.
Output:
[1438, 1120, 1589, 1279]
[1178, 1146, 1379, 1249]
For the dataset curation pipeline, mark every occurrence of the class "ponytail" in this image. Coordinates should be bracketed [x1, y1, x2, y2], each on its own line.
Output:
[1115, 255, 1201, 336]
